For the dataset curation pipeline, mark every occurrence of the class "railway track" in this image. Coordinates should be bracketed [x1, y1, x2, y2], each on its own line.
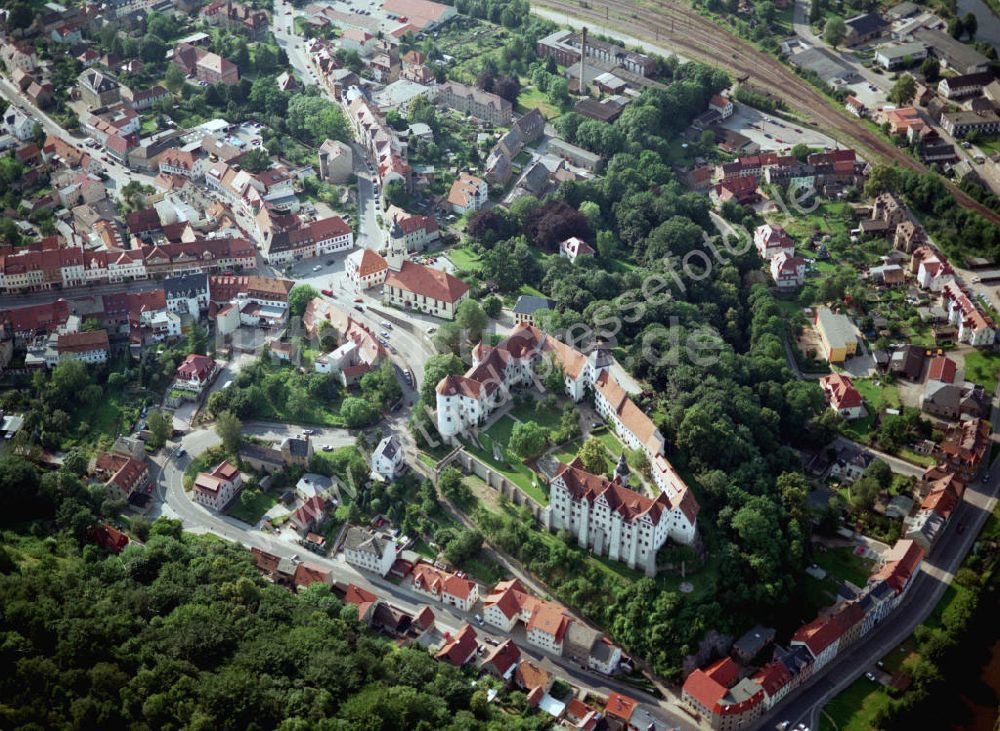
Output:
[538, 0, 1000, 225]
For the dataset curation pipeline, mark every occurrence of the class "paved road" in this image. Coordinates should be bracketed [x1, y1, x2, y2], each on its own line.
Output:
[155, 421, 695, 731]
[0, 75, 157, 200]
[757, 462, 999, 731]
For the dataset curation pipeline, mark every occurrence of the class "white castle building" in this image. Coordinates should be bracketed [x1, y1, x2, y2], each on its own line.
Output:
[433, 323, 699, 572]
[549, 458, 699, 575]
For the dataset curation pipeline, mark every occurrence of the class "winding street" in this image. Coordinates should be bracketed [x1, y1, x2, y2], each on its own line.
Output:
[152, 420, 695, 731]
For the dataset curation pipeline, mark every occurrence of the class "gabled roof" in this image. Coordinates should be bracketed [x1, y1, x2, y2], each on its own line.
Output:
[482, 638, 521, 676]
[384, 260, 468, 303]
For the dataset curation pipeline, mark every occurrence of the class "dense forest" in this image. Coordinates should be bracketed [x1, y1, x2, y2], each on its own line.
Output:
[0, 511, 546, 731]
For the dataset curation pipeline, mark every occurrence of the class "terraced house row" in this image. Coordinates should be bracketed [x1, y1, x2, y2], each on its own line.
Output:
[682, 539, 925, 730]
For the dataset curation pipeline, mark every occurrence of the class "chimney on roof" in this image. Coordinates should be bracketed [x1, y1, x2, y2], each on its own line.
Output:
[580, 27, 587, 96]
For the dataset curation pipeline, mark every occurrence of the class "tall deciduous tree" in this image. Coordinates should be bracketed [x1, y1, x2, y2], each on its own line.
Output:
[215, 411, 243, 454]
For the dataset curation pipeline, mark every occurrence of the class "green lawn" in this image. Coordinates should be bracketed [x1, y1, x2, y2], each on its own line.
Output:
[821, 676, 892, 731]
[812, 545, 873, 586]
[463, 434, 549, 505]
[510, 401, 564, 430]
[484, 415, 518, 447]
[227, 489, 279, 525]
[516, 86, 560, 119]
[446, 245, 482, 274]
[853, 378, 901, 411]
[963, 350, 1000, 392]
[552, 430, 625, 467]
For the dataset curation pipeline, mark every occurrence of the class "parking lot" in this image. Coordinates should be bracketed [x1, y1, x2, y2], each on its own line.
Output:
[721, 105, 838, 153]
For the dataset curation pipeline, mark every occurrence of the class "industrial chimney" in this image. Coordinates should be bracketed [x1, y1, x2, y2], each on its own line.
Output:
[580, 26, 587, 96]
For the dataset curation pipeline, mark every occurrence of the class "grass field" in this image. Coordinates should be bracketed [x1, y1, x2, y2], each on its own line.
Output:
[821, 676, 892, 731]
[516, 86, 561, 119]
[510, 400, 564, 430]
[963, 350, 1000, 392]
[812, 544, 873, 586]
[463, 433, 549, 505]
[446, 245, 483, 273]
[227, 490, 279, 525]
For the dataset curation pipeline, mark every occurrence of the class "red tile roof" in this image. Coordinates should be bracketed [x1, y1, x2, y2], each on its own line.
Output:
[482, 638, 521, 676]
[435, 624, 478, 666]
[871, 539, 924, 595]
[57, 329, 109, 354]
[927, 355, 957, 383]
[820, 373, 864, 410]
[604, 692, 638, 722]
[792, 615, 844, 658]
[384, 260, 469, 303]
[526, 601, 569, 642]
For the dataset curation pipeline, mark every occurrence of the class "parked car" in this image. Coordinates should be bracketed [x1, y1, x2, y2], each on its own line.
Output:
[313, 264, 322, 272]
[302, 428, 316, 435]
[321, 289, 333, 297]
[865, 672, 876, 681]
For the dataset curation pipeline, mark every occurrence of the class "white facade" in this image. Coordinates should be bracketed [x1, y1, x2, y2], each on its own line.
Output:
[3, 105, 35, 140]
[754, 224, 795, 260]
[192, 463, 243, 511]
[371, 435, 403, 481]
[344, 527, 397, 577]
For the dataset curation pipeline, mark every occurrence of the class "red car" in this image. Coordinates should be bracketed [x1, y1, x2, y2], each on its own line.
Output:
[321, 289, 333, 297]
[353, 297, 363, 303]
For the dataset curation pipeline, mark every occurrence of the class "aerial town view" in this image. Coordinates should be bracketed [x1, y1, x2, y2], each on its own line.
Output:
[1, 0, 1000, 728]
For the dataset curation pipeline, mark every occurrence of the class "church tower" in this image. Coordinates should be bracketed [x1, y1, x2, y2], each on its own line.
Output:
[386, 215, 407, 272]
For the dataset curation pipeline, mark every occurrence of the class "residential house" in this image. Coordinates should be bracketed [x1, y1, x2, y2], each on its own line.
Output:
[936, 417, 991, 479]
[770, 252, 806, 289]
[526, 600, 570, 655]
[51, 330, 109, 367]
[890, 343, 925, 380]
[564, 621, 622, 674]
[435, 624, 479, 666]
[754, 224, 795, 259]
[447, 172, 488, 215]
[435, 82, 512, 125]
[820, 373, 865, 420]
[682, 658, 765, 731]
[709, 94, 735, 119]
[559, 236, 596, 263]
[512, 294, 554, 326]
[411, 563, 479, 611]
[289, 495, 327, 535]
[3, 106, 35, 141]
[174, 353, 218, 392]
[371, 434, 404, 481]
[317, 138, 353, 183]
[481, 638, 521, 680]
[941, 281, 996, 346]
[78, 69, 120, 109]
[293, 563, 333, 590]
[345, 248, 389, 290]
[344, 526, 397, 576]
[192, 460, 243, 511]
[828, 444, 874, 484]
[94, 449, 151, 503]
[172, 42, 240, 85]
[384, 205, 439, 252]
